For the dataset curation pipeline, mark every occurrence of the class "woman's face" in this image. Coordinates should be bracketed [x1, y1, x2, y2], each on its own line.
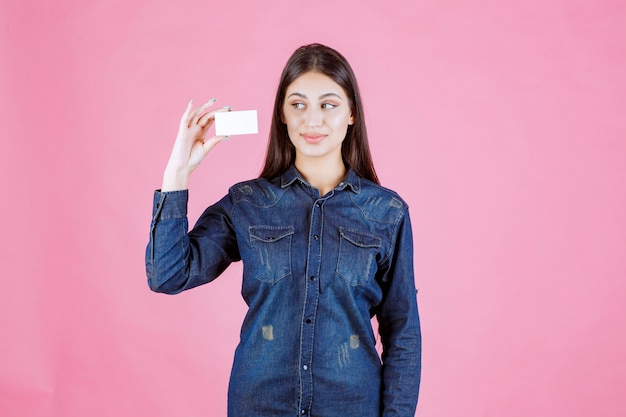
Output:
[282, 71, 354, 165]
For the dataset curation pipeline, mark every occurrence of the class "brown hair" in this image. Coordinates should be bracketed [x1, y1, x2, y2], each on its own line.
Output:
[259, 43, 379, 184]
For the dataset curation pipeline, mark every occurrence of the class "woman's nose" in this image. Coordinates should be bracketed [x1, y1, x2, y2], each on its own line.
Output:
[305, 107, 323, 127]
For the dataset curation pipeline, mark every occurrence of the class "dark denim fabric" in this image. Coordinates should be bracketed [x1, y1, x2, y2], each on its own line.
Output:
[146, 166, 421, 417]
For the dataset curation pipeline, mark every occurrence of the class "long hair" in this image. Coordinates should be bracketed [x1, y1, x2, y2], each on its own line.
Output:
[259, 44, 379, 184]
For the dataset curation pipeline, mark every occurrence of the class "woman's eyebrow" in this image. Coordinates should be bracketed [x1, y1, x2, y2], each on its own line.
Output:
[319, 93, 343, 100]
[286, 92, 343, 100]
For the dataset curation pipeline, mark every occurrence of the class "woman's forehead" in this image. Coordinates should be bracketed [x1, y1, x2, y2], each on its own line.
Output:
[285, 71, 347, 98]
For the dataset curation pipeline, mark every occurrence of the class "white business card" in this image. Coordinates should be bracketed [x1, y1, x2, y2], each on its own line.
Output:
[215, 110, 258, 136]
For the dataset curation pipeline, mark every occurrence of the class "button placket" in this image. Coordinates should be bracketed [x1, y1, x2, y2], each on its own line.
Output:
[298, 198, 324, 413]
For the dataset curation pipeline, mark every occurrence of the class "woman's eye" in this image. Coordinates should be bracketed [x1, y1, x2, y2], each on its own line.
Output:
[292, 103, 305, 109]
[322, 103, 336, 109]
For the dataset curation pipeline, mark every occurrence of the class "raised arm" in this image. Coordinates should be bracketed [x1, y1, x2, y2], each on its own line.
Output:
[145, 99, 238, 294]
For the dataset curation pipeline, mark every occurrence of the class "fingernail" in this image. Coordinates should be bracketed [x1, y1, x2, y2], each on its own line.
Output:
[189, 99, 194, 106]
[221, 136, 230, 142]
[209, 97, 217, 103]
[222, 106, 232, 111]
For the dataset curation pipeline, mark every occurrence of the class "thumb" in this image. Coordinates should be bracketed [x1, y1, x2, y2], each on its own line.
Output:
[200, 135, 229, 157]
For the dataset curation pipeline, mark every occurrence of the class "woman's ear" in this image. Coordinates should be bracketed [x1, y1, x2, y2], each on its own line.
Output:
[348, 104, 355, 125]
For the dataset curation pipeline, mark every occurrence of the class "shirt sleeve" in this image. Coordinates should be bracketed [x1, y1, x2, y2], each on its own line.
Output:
[145, 189, 240, 294]
[377, 207, 422, 416]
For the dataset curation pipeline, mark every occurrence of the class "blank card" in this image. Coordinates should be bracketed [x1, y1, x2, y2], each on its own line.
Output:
[215, 110, 258, 136]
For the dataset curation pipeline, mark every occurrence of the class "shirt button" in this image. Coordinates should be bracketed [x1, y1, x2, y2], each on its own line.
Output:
[313, 235, 319, 240]
[303, 365, 308, 370]
[301, 410, 307, 415]
[309, 276, 315, 281]
[305, 318, 312, 324]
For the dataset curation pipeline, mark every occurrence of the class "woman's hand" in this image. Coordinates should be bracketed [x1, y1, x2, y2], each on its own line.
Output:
[161, 98, 230, 191]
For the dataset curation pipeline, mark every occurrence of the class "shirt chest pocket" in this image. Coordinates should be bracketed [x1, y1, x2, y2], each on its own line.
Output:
[336, 228, 383, 286]
[249, 225, 294, 284]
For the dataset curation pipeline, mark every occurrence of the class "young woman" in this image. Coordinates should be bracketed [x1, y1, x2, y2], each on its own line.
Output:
[146, 44, 421, 417]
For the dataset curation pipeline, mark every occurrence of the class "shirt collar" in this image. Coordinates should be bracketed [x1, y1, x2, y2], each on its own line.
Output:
[281, 165, 361, 194]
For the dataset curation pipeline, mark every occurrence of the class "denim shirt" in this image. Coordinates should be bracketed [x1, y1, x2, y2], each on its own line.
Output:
[146, 166, 421, 417]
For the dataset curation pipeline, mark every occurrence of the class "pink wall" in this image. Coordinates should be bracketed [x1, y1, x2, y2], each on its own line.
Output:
[1, 0, 625, 416]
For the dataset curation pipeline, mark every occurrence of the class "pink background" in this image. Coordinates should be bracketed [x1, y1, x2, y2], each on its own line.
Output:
[1, 0, 625, 416]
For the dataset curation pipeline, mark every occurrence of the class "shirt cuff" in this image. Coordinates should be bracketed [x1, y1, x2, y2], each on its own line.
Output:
[152, 190, 188, 220]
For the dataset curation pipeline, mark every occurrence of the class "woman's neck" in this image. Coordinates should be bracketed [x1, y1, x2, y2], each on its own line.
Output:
[295, 157, 347, 197]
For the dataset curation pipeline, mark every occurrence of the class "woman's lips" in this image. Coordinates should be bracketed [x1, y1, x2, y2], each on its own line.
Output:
[302, 134, 325, 144]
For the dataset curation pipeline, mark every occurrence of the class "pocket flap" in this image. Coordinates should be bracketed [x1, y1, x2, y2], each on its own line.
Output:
[339, 228, 382, 248]
[249, 225, 294, 243]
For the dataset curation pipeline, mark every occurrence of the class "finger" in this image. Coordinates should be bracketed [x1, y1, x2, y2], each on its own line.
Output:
[179, 99, 195, 129]
[196, 106, 232, 128]
[189, 98, 218, 127]
[195, 101, 226, 126]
